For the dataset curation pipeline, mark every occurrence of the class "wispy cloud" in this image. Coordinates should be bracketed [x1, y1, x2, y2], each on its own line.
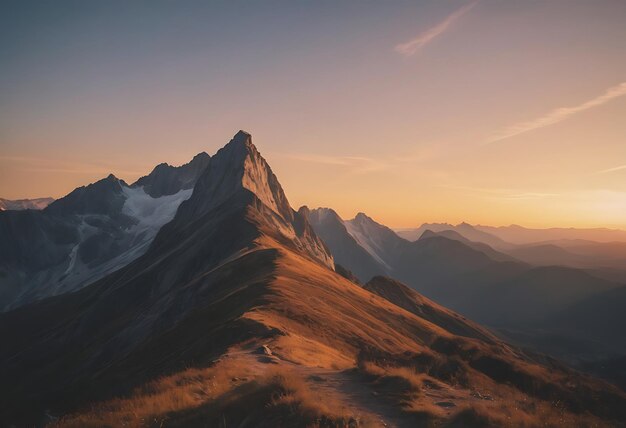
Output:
[279, 143, 446, 175]
[394, 2, 477, 56]
[438, 184, 558, 200]
[501, 192, 560, 200]
[594, 164, 626, 175]
[487, 81, 626, 144]
[284, 154, 389, 174]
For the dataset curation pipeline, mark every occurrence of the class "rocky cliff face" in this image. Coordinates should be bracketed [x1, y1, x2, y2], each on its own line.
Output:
[132, 152, 210, 198]
[168, 130, 333, 269]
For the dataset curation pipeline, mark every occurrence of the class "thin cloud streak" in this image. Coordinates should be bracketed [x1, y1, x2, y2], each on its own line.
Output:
[438, 184, 559, 200]
[502, 192, 559, 200]
[394, 2, 477, 56]
[487, 81, 626, 144]
[595, 164, 626, 175]
[284, 153, 390, 174]
[281, 145, 444, 175]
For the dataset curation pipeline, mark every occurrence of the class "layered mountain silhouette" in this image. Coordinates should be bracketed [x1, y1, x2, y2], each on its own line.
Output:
[0, 197, 54, 211]
[505, 240, 626, 271]
[475, 224, 626, 245]
[1, 132, 624, 427]
[396, 222, 511, 250]
[397, 222, 626, 247]
[0, 151, 210, 311]
[305, 208, 387, 281]
[397, 221, 626, 285]
[307, 209, 626, 374]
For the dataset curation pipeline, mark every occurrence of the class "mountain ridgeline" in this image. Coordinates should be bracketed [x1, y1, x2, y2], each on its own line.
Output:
[306, 208, 626, 381]
[0, 131, 624, 427]
[0, 197, 54, 211]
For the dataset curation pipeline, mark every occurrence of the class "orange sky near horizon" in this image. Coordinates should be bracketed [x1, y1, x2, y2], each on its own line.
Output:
[1, 1, 625, 229]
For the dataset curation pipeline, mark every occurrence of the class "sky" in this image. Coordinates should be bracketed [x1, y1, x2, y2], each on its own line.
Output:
[1, 0, 626, 228]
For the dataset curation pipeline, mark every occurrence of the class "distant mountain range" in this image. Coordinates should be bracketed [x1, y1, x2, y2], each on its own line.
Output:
[0, 132, 624, 426]
[307, 208, 626, 372]
[397, 221, 626, 278]
[0, 197, 54, 211]
[397, 222, 626, 245]
[396, 222, 511, 249]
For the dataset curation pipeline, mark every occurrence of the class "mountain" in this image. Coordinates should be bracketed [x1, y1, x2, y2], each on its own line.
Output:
[304, 207, 387, 282]
[2, 131, 623, 427]
[475, 224, 626, 244]
[132, 152, 210, 197]
[0, 152, 210, 311]
[550, 284, 626, 353]
[506, 243, 588, 267]
[500, 240, 626, 271]
[344, 212, 404, 270]
[398, 223, 626, 272]
[457, 266, 622, 328]
[310, 212, 503, 288]
[308, 211, 511, 293]
[312, 212, 626, 376]
[396, 222, 510, 249]
[0, 197, 54, 211]
[418, 229, 516, 263]
[396, 223, 456, 241]
[498, 283, 626, 385]
[334, 214, 625, 323]
[364, 276, 497, 343]
[340, 214, 498, 291]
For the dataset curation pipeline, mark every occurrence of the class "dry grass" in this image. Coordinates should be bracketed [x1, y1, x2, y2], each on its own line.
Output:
[53, 359, 245, 428]
[263, 370, 366, 427]
[357, 360, 446, 425]
[53, 358, 369, 428]
[43, 246, 625, 428]
[447, 401, 610, 428]
[358, 360, 425, 392]
[356, 356, 616, 428]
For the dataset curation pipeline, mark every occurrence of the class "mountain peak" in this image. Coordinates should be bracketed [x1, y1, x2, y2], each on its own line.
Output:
[46, 173, 127, 216]
[418, 229, 438, 240]
[132, 151, 210, 198]
[308, 207, 342, 223]
[190, 151, 210, 163]
[354, 212, 373, 223]
[226, 130, 254, 153]
[165, 131, 333, 269]
[202, 130, 292, 220]
[233, 129, 252, 142]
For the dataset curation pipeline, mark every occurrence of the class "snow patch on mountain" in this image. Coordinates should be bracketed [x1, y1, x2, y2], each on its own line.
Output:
[122, 186, 193, 238]
[64, 244, 79, 275]
[344, 221, 392, 270]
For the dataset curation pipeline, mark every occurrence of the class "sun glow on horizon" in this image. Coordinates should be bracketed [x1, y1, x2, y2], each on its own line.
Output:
[1, 1, 625, 230]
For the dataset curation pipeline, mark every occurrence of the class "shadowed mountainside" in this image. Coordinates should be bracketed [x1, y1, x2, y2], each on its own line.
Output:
[0, 151, 210, 311]
[309, 211, 626, 379]
[305, 207, 387, 282]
